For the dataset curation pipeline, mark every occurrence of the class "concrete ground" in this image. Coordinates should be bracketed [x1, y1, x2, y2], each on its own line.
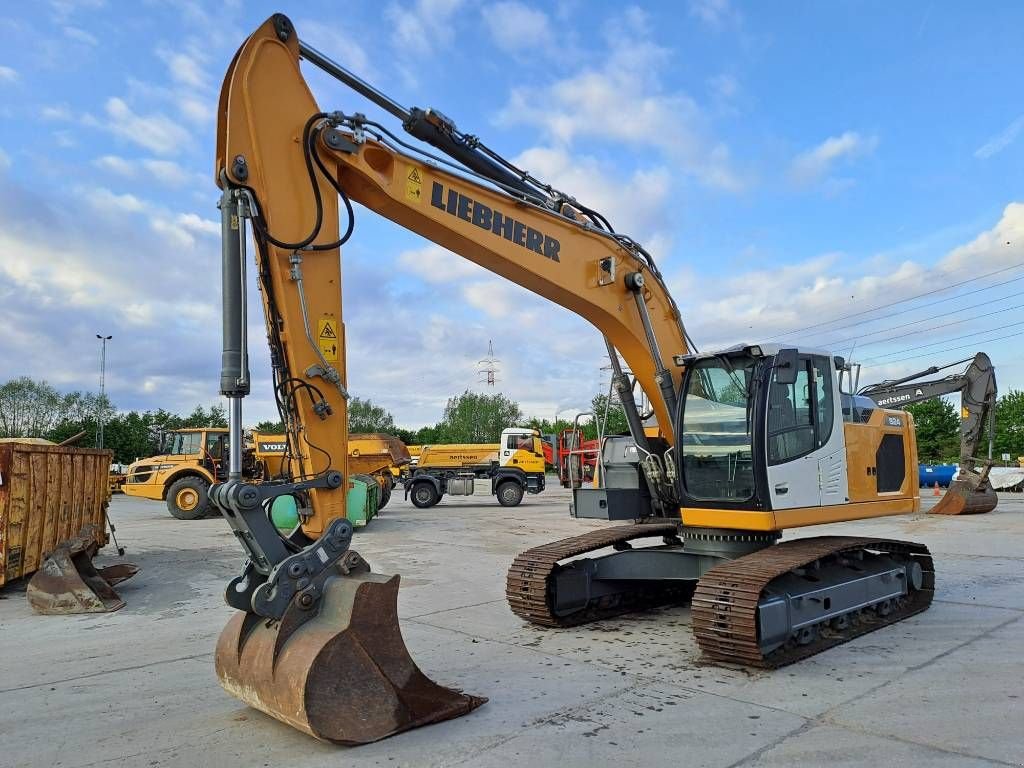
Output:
[1, 484, 1022, 768]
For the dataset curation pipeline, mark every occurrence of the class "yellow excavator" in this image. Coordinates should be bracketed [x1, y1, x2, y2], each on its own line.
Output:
[208, 14, 932, 745]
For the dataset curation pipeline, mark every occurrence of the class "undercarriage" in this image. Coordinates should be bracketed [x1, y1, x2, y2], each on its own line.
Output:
[507, 524, 933, 666]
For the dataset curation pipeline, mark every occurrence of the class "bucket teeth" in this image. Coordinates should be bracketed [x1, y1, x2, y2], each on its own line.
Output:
[215, 569, 485, 744]
[26, 526, 139, 614]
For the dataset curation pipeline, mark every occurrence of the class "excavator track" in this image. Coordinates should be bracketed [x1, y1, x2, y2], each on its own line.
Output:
[692, 536, 934, 668]
[506, 523, 681, 627]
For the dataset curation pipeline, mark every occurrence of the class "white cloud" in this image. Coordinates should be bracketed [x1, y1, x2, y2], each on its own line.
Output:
[41, 104, 72, 120]
[708, 73, 738, 100]
[789, 131, 878, 186]
[299, 19, 374, 78]
[63, 25, 98, 45]
[176, 94, 213, 125]
[0, 147, 10, 170]
[80, 185, 146, 215]
[0, 65, 17, 83]
[386, 0, 464, 57]
[175, 212, 219, 237]
[678, 202, 1024, 380]
[141, 159, 195, 186]
[94, 154, 135, 176]
[49, 0, 105, 23]
[100, 97, 191, 155]
[158, 47, 208, 90]
[512, 146, 672, 242]
[483, 2, 553, 56]
[498, 10, 743, 192]
[940, 202, 1023, 272]
[975, 115, 1024, 160]
[398, 244, 488, 282]
[96, 154, 204, 187]
[52, 130, 76, 148]
[689, 0, 739, 26]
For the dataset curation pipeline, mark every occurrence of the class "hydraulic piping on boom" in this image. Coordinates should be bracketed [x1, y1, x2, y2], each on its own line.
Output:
[859, 352, 998, 514]
[208, 14, 935, 745]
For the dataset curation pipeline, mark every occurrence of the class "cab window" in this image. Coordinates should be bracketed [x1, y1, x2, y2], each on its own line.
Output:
[205, 433, 223, 460]
[168, 432, 202, 455]
[507, 434, 533, 451]
[812, 355, 834, 446]
[767, 354, 835, 465]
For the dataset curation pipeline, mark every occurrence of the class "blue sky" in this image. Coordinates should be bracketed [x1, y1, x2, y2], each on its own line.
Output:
[1, 0, 1022, 428]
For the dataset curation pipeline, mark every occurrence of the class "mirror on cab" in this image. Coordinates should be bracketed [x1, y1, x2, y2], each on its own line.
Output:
[774, 348, 799, 386]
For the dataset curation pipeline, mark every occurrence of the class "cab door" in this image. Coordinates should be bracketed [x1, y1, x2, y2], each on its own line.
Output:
[765, 352, 848, 509]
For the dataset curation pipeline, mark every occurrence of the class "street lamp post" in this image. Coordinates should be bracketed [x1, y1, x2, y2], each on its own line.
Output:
[96, 334, 112, 448]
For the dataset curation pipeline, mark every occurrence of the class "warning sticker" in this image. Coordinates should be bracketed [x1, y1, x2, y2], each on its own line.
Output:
[317, 317, 339, 363]
[405, 165, 423, 203]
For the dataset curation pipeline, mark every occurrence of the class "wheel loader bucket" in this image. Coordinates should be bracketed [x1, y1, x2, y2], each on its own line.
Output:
[930, 467, 998, 515]
[215, 570, 486, 744]
[27, 527, 140, 614]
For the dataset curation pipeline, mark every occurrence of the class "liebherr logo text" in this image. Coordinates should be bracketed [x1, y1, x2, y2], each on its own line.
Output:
[430, 182, 561, 262]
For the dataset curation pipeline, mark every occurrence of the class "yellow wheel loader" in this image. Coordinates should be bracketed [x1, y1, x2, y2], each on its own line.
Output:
[202, 14, 936, 744]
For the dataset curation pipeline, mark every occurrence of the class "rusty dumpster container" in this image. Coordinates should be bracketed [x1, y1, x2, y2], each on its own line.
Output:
[0, 441, 113, 587]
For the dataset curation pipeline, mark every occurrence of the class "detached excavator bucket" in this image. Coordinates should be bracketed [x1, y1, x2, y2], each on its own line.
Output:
[931, 467, 998, 516]
[215, 571, 486, 744]
[27, 526, 140, 614]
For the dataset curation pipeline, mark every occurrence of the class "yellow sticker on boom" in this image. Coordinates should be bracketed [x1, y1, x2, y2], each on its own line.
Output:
[405, 165, 423, 203]
[317, 317, 339, 363]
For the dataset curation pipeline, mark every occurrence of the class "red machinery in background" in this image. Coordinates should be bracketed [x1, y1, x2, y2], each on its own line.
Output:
[543, 429, 600, 488]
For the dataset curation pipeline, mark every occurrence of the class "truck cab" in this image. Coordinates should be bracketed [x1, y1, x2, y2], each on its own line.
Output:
[406, 428, 547, 508]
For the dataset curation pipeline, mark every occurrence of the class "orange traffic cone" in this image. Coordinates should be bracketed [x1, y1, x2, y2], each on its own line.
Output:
[933, 481, 941, 496]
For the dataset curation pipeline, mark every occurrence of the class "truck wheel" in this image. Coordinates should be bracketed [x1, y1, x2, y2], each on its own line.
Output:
[166, 477, 210, 520]
[496, 481, 524, 507]
[379, 476, 393, 510]
[410, 482, 439, 509]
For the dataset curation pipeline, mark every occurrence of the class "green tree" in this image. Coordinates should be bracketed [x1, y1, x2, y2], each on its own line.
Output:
[180, 404, 227, 428]
[254, 419, 286, 433]
[347, 397, 396, 434]
[436, 390, 522, 443]
[525, 417, 575, 436]
[992, 389, 1024, 460]
[905, 398, 959, 463]
[0, 377, 62, 437]
[589, 393, 630, 439]
[413, 425, 443, 445]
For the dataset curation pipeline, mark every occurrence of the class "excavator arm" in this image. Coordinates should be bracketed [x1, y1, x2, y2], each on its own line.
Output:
[859, 353, 997, 468]
[216, 16, 689, 461]
[208, 13, 690, 743]
[859, 352, 998, 514]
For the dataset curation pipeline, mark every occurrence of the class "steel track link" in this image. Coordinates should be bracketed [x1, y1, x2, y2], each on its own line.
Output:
[506, 523, 680, 627]
[691, 536, 934, 668]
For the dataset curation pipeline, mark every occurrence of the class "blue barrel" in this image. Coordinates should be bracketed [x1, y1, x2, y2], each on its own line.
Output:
[919, 464, 957, 488]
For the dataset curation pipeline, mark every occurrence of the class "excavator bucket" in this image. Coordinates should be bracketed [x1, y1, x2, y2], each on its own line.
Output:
[27, 525, 140, 614]
[215, 570, 486, 744]
[930, 467, 998, 515]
